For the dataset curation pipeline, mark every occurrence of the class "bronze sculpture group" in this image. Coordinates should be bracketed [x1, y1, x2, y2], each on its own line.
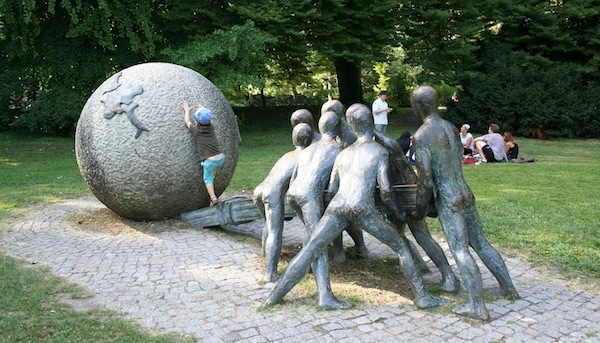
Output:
[254, 86, 519, 321]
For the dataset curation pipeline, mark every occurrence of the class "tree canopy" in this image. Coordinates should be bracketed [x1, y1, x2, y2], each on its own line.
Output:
[1, 0, 599, 137]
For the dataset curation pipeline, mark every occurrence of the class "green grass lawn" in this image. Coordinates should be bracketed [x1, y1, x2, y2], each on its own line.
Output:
[1, 126, 599, 340]
[0, 134, 90, 224]
[460, 137, 600, 280]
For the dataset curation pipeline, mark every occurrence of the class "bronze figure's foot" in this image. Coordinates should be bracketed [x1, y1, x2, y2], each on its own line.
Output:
[319, 297, 352, 310]
[501, 287, 520, 299]
[264, 273, 281, 283]
[264, 294, 281, 308]
[415, 294, 448, 309]
[441, 273, 461, 294]
[452, 303, 490, 321]
[489, 286, 520, 300]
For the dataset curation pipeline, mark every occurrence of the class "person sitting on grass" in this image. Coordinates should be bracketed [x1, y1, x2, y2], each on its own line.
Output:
[473, 123, 505, 162]
[460, 124, 474, 156]
[503, 131, 519, 161]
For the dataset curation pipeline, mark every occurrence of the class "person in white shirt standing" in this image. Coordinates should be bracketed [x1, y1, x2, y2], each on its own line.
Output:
[371, 90, 393, 133]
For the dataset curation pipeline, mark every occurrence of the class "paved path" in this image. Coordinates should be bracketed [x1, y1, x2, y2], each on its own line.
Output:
[1, 196, 599, 343]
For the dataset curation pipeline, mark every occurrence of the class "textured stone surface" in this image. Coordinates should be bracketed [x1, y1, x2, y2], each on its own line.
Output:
[75, 62, 240, 220]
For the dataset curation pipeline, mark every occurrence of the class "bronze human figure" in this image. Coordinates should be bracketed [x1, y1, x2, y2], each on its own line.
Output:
[286, 111, 352, 309]
[253, 123, 313, 282]
[264, 103, 447, 310]
[319, 99, 368, 262]
[325, 102, 458, 292]
[373, 131, 460, 294]
[291, 109, 321, 142]
[321, 99, 355, 149]
[411, 85, 519, 321]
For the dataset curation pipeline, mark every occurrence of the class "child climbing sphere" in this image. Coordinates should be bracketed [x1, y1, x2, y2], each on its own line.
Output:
[182, 101, 225, 207]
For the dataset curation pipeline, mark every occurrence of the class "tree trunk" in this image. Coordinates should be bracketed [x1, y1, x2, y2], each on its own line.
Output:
[291, 83, 299, 104]
[260, 88, 266, 107]
[334, 57, 364, 108]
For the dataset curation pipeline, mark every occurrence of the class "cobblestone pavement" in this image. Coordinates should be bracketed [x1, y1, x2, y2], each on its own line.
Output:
[1, 196, 599, 343]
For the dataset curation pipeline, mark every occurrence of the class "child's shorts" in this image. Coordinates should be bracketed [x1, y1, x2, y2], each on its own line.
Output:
[201, 154, 225, 184]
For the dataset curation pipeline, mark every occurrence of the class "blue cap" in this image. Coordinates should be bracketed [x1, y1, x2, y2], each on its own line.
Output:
[194, 108, 212, 125]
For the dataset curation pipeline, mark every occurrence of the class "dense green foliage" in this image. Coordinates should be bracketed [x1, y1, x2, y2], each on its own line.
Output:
[399, 0, 484, 86]
[446, 43, 600, 138]
[1, 1, 600, 137]
[403, 0, 600, 138]
[0, 1, 158, 135]
[214, 0, 405, 106]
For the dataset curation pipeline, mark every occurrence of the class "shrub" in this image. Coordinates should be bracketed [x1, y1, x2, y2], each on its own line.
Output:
[447, 43, 600, 138]
[233, 105, 322, 132]
[11, 86, 85, 136]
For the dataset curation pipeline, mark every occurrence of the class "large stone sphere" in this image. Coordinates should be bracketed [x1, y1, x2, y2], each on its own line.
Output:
[75, 62, 240, 220]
